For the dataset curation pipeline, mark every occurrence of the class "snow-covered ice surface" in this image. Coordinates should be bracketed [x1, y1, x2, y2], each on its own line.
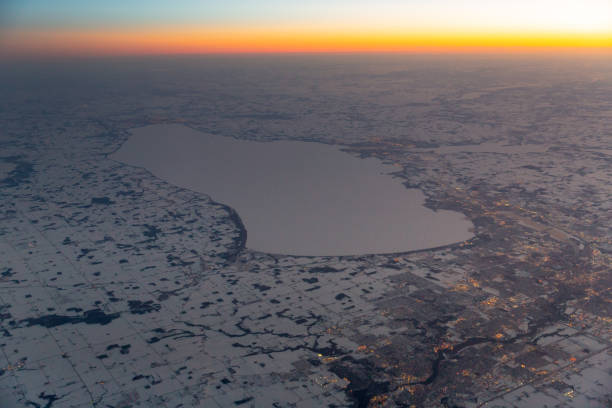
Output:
[112, 124, 473, 256]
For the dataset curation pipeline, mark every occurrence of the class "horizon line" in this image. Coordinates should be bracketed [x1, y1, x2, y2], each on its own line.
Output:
[2, 46, 612, 60]
[1, 27, 611, 59]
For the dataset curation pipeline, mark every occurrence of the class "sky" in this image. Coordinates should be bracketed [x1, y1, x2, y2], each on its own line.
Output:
[1, 0, 611, 56]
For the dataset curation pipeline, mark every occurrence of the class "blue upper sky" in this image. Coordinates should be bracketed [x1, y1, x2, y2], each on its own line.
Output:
[2, 0, 345, 28]
[4, 0, 609, 32]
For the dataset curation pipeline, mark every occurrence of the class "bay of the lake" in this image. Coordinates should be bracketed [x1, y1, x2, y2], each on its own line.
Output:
[112, 124, 473, 256]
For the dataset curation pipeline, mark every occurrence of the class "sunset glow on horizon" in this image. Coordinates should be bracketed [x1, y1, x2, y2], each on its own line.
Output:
[1, 0, 611, 56]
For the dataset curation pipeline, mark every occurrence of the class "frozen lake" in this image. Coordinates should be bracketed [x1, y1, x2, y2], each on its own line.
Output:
[112, 124, 473, 256]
